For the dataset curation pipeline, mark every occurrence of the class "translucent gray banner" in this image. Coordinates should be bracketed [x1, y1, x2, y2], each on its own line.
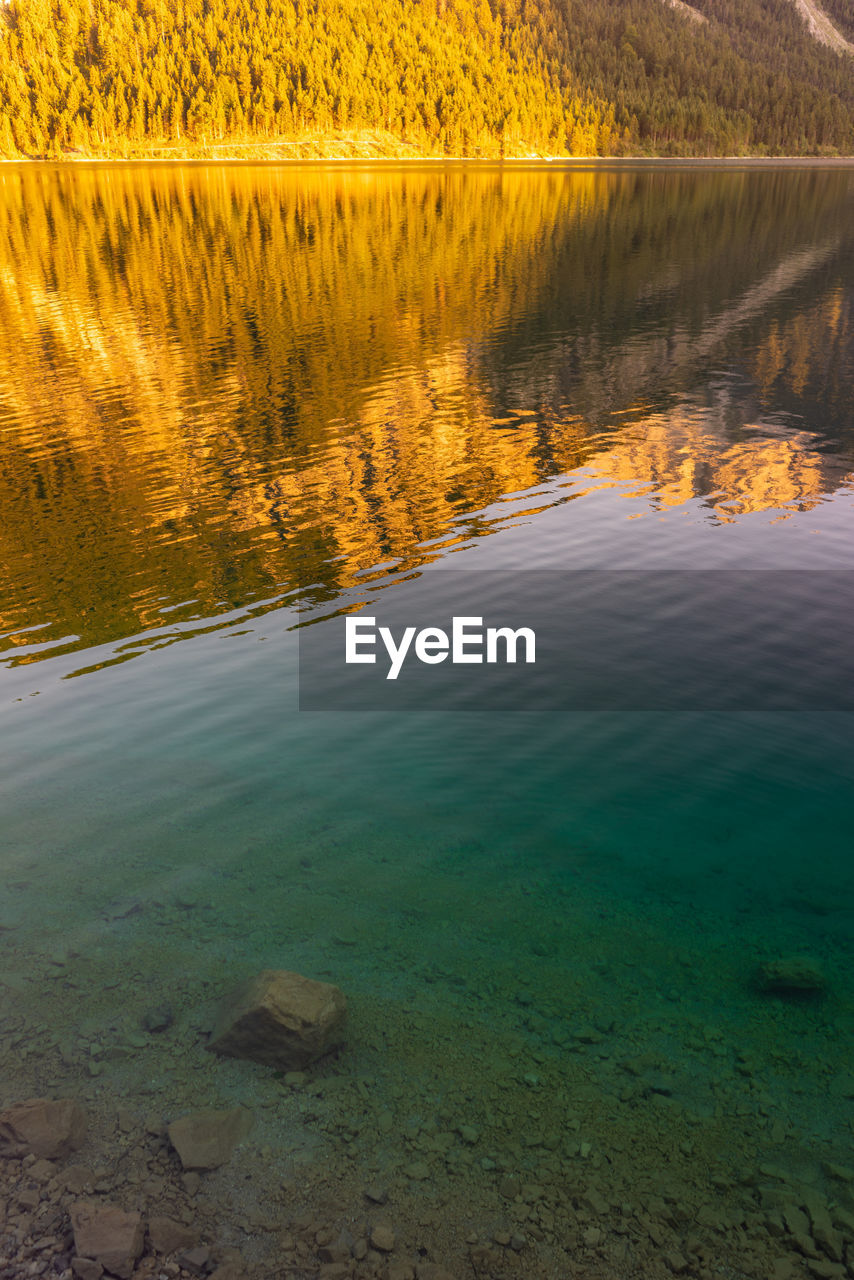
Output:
[296, 571, 854, 711]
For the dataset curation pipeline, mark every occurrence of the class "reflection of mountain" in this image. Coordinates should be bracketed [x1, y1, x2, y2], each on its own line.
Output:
[0, 165, 852, 659]
[587, 404, 847, 521]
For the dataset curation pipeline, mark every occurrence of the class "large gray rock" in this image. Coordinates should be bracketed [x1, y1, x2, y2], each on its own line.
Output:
[208, 969, 347, 1069]
[70, 1202, 144, 1279]
[168, 1107, 253, 1170]
[0, 1097, 86, 1158]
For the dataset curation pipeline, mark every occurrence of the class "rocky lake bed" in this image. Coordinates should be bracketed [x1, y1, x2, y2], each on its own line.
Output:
[2, 859, 854, 1280]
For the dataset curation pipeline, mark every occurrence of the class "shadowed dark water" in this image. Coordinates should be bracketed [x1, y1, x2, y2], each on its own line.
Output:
[1, 163, 854, 1279]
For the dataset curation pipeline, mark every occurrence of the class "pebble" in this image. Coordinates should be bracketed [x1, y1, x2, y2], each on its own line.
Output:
[370, 1224, 395, 1252]
[805, 1262, 846, 1279]
[756, 956, 827, 996]
[582, 1187, 609, 1215]
[71, 1261, 103, 1280]
[178, 1246, 210, 1276]
[283, 1072, 309, 1087]
[141, 1005, 173, 1033]
[387, 1265, 415, 1280]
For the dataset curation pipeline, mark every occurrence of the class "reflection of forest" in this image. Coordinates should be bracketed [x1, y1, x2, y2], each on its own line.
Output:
[0, 165, 852, 653]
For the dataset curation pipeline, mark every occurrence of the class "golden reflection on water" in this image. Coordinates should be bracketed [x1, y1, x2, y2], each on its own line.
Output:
[0, 164, 852, 660]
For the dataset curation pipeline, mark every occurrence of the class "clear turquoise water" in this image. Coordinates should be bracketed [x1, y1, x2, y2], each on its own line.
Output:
[2, 162, 854, 1278]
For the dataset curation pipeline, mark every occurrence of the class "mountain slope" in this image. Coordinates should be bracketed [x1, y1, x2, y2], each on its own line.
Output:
[790, 0, 854, 55]
[0, 0, 852, 158]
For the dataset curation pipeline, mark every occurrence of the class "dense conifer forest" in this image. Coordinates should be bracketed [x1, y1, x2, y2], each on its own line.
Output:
[0, 0, 852, 157]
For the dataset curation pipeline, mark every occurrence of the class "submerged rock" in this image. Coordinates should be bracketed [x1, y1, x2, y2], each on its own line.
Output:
[70, 1202, 144, 1279]
[208, 969, 347, 1069]
[0, 1097, 87, 1158]
[70, 1259, 103, 1280]
[168, 1106, 253, 1170]
[148, 1214, 198, 1254]
[141, 1004, 173, 1033]
[756, 956, 827, 996]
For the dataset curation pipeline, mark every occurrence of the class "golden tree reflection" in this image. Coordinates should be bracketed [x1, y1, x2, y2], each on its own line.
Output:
[0, 164, 851, 657]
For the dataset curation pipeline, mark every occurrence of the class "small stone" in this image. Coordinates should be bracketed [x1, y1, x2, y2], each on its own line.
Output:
[582, 1188, 610, 1216]
[583, 1227, 603, 1247]
[70, 1202, 144, 1280]
[178, 1246, 211, 1276]
[510, 1235, 526, 1251]
[458, 1125, 478, 1144]
[149, 1215, 198, 1254]
[116, 1110, 134, 1134]
[809, 1210, 843, 1263]
[833, 1207, 854, 1234]
[499, 1177, 520, 1199]
[805, 1261, 846, 1279]
[493, 1230, 511, 1246]
[28, 1158, 56, 1181]
[141, 1005, 173, 1033]
[0, 1097, 87, 1158]
[168, 1108, 253, 1170]
[830, 1074, 854, 1099]
[756, 957, 827, 996]
[783, 1204, 811, 1239]
[370, 1224, 395, 1252]
[63, 1166, 95, 1193]
[403, 1161, 430, 1180]
[71, 1261, 104, 1280]
[144, 1111, 165, 1137]
[387, 1265, 415, 1280]
[182, 1171, 201, 1196]
[364, 1186, 389, 1204]
[665, 1251, 689, 1273]
[208, 970, 347, 1070]
[318, 1238, 351, 1264]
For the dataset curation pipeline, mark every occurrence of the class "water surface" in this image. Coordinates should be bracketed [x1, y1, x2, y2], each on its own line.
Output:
[1, 163, 854, 1280]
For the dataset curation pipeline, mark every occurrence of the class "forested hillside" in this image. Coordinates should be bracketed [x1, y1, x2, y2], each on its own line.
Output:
[0, 0, 852, 158]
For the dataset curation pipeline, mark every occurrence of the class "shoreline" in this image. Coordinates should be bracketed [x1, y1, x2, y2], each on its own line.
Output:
[3, 154, 854, 168]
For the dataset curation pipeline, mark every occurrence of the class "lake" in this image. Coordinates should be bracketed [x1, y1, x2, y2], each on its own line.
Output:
[1, 162, 854, 1280]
